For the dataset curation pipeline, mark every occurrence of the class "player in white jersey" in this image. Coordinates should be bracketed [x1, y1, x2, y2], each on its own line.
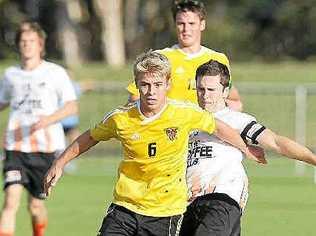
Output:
[0, 21, 77, 236]
[180, 60, 316, 236]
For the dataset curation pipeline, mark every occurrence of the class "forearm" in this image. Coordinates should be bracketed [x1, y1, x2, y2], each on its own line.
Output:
[55, 130, 98, 168]
[128, 94, 139, 103]
[227, 86, 243, 111]
[47, 100, 78, 125]
[275, 136, 316, 166]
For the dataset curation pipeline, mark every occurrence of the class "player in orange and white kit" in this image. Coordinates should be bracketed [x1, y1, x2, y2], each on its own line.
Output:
[0, 21, 77, 236]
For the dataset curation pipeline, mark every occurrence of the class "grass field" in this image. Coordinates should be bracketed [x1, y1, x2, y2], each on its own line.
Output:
[0, 155, 315, 236]
[1, 60, 316, 235]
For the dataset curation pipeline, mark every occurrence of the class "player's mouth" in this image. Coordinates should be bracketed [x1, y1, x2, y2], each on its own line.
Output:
[146, 98, 157, 105]
[181, 34, 191, 39]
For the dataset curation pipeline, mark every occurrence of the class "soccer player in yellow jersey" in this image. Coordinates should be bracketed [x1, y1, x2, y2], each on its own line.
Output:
[44, 51, 263, 236]
[127, 0, 242, 111]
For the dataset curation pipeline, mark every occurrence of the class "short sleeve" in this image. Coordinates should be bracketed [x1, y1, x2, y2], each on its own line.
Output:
[90, 114, 117, 141]
[190, 109, 216, 134]
[54, 67, 77, 103]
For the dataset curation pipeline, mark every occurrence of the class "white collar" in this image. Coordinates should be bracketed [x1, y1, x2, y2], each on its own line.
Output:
[136, 100, 168, 124]
[171, 44, 207, 59]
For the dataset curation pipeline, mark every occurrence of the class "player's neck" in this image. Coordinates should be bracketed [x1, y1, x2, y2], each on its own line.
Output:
[179, 44, 202, 54]
[210, 101, 226, 113]
[21, 57, 43, 71]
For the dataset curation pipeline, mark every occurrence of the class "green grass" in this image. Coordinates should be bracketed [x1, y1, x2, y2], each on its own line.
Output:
[243, 158, 316, 235]
[0, 155, 315, 236]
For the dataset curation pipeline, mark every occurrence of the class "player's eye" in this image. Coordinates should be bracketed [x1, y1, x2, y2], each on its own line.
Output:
[154, 83, 163, 88]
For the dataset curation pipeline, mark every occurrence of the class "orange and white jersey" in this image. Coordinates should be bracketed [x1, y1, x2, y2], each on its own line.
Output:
[0, 61, 76, 153]
[187, 107, 266, 211]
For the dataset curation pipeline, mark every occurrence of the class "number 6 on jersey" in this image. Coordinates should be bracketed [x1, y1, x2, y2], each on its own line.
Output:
[148, 142, 157, 157]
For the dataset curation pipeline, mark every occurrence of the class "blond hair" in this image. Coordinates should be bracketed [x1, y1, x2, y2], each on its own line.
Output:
[133, 50, 171, 82]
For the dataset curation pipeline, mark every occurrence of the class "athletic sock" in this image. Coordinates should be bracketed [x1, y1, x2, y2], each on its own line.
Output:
[32, 221, 47, 236]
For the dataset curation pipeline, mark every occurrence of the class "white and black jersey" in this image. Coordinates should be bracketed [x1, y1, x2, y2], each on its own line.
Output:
[186, 107, 265, 211]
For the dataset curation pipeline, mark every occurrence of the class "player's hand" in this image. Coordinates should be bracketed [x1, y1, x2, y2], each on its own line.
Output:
[30, 116, 50, 133]
[44, 161, 64, 197]
[245, 145, 267, 164]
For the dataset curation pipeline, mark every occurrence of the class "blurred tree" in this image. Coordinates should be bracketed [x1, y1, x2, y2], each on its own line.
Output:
[55, 0, 83, 67]
[124, 0, 140, 59]
[94, 0, 126, 66]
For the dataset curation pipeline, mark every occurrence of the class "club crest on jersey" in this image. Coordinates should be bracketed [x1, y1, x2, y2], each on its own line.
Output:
[165, 127, 178, 141]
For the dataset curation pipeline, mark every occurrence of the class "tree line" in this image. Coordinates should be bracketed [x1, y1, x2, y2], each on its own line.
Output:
[0, 0, 315, 67]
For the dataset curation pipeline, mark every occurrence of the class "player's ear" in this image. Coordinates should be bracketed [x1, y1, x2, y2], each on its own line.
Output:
[166, 78, 171, 90]
[200, 19, 206, 31]
[223, 87, 230, 99]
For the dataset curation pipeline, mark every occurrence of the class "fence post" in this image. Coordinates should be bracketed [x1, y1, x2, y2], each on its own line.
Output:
[295, 85, 307, 175]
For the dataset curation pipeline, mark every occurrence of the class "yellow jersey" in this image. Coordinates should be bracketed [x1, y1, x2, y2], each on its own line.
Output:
[90, 99, 216, 217]
[127, 45, 230, 104]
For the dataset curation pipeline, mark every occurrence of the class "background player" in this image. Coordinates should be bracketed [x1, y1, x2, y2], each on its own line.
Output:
[180, 60, 316, 236]
[0, 22, 77, 236]
[44, 51, 262, 236]
[127, 0, 242, 111]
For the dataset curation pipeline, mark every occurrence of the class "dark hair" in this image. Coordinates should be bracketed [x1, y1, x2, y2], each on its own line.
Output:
[15, 21, 47, 58]
[172, 0, 206, 21]
[195, 60, 231, 88]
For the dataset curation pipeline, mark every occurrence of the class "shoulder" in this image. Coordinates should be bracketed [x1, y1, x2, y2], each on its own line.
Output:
[156, 45, 179, 57]
[3, 65, 21, 78]
[202, 46, 228, 60]
[168, 99, 204, 112]
[41, 61, 68, 75]
[102, 102, 137, 123]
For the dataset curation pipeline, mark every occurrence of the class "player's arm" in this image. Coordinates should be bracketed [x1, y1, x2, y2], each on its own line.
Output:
[226, 86, 243, 111]
[126, 80, 140, 103]
[128, 93, 139, 103]
[0, 102, 9, 111]
[213, 118, 267, 164]
[44, 130, 98, 196]
[257, 129, 316, 166]
[30, 100, 78, 133]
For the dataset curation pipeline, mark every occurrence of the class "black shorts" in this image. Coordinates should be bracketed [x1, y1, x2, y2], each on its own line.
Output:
[2, 150, 56, 199]
[97, 204, 183, 236]
[180, 193, 241, 236]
